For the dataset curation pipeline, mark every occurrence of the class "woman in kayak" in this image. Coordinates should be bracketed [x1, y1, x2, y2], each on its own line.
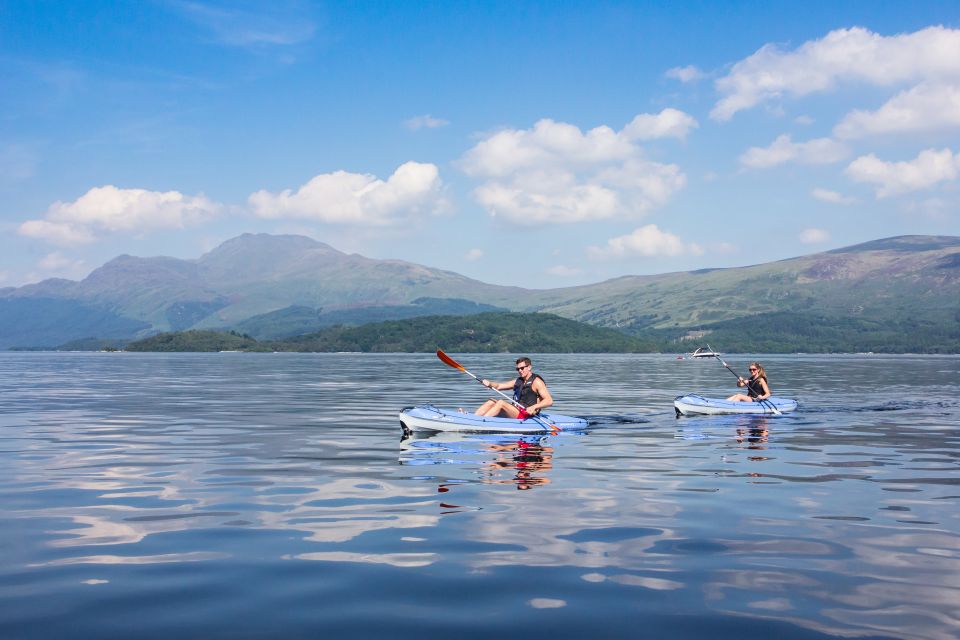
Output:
[475, 357, 553, 418]
[726, 362, 772, 403]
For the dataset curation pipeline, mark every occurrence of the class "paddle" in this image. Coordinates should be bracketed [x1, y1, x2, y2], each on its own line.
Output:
[706, 345, 782, 416]
[435, 349, 560, 434]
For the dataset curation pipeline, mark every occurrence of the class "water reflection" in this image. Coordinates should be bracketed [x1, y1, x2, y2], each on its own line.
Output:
[399, 431, 556, 491]
[735, 416, 770, 450]
[0, 352, 958, 640]
[484, 439, 553, 490]
[736, 417, 771, 472]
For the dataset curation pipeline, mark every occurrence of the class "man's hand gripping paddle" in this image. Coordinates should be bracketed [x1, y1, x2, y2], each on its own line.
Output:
[435, 349, 560, 433]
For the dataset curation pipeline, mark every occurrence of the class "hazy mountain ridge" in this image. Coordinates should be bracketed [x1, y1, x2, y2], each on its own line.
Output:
[526, 235, 960, 334]
[1, 233, 958, 351]
[0, 234, 530, 347]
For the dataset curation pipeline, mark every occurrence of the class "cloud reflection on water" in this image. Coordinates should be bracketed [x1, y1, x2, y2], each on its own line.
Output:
[1, 352, 958, 640]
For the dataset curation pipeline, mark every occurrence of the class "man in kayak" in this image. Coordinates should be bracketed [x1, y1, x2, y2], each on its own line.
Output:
[475, 357, 554, 419]
[726, 362, 772, 403]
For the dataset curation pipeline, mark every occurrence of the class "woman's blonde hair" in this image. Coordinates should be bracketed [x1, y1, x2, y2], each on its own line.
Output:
[749, 362, 767, 381]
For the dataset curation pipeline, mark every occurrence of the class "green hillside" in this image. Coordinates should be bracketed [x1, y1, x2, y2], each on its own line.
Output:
[124, 313, 657, 353]
[529, 236, 960, 352]
[274, 312, 657, 352]
[125, 330, 261, 352]
[637, 311, 960, 353]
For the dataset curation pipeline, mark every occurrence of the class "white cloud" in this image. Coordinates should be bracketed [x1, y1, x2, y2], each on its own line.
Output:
[712, 26, 960, 121]
[460, 119, 633, 178]
[405, 114, 450, 130]
[622, 108, 698, 141]
[546, 265, 582, 277]
[715, 241, 738, 254]
[38, 251, 87, 277]
[811, 187, 857, 204]
[465, 248, 483, 261]
[18, 220, 96, 246]
[528, 598, 566, 609]
[740, 134, 849, 168]
[799, 228, 831, 244]
[587, 224, 704, 259]
[845, 148, 960, 197]
[249, 161, 447, 225]
[665, 65, 704, 83]
[38, 252, 75, 271]
[460, 113, 692, 224]
[834, 83, 960, 138]
[174, 1, 315, 47]
[794, 115, 814, 125]
[18, 185, 222, 246]
[22, 252, 89, 282]
[902, 197, 953, 220]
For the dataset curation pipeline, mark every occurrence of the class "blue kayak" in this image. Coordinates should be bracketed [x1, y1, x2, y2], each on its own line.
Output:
[674, 394, 798, 416]
[400, 404, 588, 434]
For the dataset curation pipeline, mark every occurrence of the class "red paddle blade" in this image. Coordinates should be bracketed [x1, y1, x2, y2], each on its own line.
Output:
[436, 349, 464, 371]
[526, 413, 560, 434]
[539, 421, 560, 435]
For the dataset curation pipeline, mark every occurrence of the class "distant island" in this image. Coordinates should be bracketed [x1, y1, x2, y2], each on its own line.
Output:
[124, 330, 261, 352]
[122, 313, 658, 353]
[108, 309, 959, 353]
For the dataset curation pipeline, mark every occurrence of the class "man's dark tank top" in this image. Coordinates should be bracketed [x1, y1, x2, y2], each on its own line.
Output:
[513, 373, 543, 407]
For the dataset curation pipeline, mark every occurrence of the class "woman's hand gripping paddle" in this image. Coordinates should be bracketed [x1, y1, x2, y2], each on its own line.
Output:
[707, 345, 781, 416]
[435, 349, 560, 434]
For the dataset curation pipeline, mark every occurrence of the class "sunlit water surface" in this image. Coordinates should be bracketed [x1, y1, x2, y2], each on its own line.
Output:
[1, 352, 958, 640]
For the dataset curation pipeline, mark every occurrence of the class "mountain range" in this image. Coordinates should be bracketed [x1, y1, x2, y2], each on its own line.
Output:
[2, 233, 958, 351]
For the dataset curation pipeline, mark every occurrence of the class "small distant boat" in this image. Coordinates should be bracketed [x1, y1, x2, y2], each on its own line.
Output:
[399, 405, 588, 435]
[674, 394, 798, 417]
[690, 346, 720, 358]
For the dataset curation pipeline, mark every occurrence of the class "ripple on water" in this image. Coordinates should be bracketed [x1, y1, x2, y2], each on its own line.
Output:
[0, 352, 957, 640]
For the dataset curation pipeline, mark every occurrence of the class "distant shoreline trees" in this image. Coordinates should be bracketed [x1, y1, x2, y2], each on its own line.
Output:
[112, 311, 959, 354]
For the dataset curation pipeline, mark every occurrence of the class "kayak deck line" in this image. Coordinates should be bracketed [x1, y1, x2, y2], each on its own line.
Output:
[674, 394, 798, 417]
[400, 404, 589, 435]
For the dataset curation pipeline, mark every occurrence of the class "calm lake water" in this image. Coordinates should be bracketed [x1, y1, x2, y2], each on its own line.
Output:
[1, 352, 958, 640]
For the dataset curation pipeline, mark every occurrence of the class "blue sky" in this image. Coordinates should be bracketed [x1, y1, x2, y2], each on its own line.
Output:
[3, 0, 959, 288]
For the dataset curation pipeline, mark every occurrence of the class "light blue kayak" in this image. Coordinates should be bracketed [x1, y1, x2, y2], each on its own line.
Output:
[400, 404, 588, 434]
[674, 394, 798, 416]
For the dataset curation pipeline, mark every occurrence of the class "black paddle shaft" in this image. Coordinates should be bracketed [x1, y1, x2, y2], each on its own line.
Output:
[706, 346, 744, 380]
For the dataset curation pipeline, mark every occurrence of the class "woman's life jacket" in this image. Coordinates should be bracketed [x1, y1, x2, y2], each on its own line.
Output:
[747, 376, 767, 398]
